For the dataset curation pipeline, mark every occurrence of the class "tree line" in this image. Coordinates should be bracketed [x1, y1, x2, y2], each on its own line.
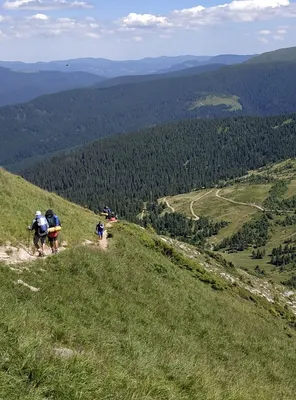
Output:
[3, 61, 296, 167]
[22, 114, 296, 220]
[141, 202, 228, 246]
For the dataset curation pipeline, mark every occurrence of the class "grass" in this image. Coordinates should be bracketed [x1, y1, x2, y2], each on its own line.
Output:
[190, 94, 242, 112]
[162, 161, 296, 281]
[0, 168, 99, 246]
[1, 222, 296, 399]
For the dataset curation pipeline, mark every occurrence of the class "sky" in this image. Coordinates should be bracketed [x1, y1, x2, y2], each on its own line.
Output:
[0, 0, 296, 61]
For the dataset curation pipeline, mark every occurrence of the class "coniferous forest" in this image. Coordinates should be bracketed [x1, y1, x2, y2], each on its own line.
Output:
[2, 61, 296, 167]
[23, 113, 296, 219]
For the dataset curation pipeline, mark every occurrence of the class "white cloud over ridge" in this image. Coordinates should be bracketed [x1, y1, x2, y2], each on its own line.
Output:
[3, 0, 93, 11]
[0, 0, 295, 60]
[120, 0, 295, 31]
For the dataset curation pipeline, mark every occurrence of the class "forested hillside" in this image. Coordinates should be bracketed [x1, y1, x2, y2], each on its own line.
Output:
[0, 67, 104, 107]
[2, 61, 296, 168]
[246, 46, 296, 64]
[95, 63, 225, 89]
[22, 113, 296, 219]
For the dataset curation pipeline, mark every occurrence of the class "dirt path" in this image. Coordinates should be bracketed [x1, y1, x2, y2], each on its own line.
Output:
[99, 229, 109, 250]
[0, 224, 113, 265]
[163, 198, 175, 213]
[215, 189, 266, 211]
[190, 191, 213, 220]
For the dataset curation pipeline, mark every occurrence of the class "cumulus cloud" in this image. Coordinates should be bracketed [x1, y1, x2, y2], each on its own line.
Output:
[3, 0, 93, 11]
[120, 13, 172, 29]
[119, 0, 295, 33]
[172, 0, 293, 26]
[28, 13, 49, 19]
[258, 24, 289, 43]
[0, 13, 102, 39]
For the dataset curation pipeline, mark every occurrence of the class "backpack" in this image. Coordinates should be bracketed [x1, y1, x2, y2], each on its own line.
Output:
[37, 216, 48, 236]
[47, 214, 60, 228]
[97, 223, 104, 232]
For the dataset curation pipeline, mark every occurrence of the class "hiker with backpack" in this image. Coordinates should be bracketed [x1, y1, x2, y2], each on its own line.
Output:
[28, 211, 49, 257]
[45, 209, 61, 254]
[96, 221, 104, 241]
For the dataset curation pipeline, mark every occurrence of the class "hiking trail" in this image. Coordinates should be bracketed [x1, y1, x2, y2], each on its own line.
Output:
[0, 222, 113, 266]
[215, 189, 266, 211]
[190, 190, 213, 220]
[164, 198, 175, 213]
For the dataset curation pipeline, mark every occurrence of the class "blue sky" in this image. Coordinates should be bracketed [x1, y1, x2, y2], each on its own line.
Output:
[0, 0, 296, 61]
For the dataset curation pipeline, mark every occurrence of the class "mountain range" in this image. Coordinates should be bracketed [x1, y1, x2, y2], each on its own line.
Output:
[0, 66, 104, 107]
[2, 59, 296, 169]
[0, 53, 254, 78]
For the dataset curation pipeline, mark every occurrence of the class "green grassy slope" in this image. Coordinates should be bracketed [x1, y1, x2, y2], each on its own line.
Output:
[1, 222, 296, 399]
[246, 46, 296, 64]
[0, 168, 98, 245]
[163, 159, 296, 283]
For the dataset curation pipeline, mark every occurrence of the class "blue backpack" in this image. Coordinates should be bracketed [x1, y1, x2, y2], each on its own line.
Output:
[47, 214, 60, 228]
[37, 216, 48, 236]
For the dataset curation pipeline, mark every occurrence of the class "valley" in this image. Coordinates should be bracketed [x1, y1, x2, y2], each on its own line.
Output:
[1, 169, 296, 399]
[162, 159, 296, 286]
[3, 41, 296, 399]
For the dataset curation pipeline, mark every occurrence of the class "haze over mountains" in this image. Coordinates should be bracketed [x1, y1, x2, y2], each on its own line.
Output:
[2, 49, 296, 169]
[0, 67, 104, 107]
[0, 53, 254, 78]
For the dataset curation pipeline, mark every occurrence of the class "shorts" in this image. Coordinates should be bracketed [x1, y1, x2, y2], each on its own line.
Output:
[48, 234, 59, 243]
[97, 231, 103, 238]
[34, 234, 46, 246]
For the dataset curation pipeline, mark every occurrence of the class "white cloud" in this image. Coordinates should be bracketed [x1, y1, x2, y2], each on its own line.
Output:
[119, 0, 295, 33]
[257, 24, 289, 43]
[3, 0, 93, 11]
[172, 0, 293, 25]
[0, 13, 102, 39]
[85, 32, 100, 39]
[273, 34, 284, 40]
[28, 13, 49, 20]
[120, 13, 171, 29]
[259, 37, 269, 43]
[133, 36, 143, 42]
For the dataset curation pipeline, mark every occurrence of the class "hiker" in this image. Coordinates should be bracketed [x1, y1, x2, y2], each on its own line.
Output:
[103, 206, 111, 214]
[28, 211, 49, 257]
[96, 221, 104, 241]
[109, 212, 118, 222]
[45, 209, 61, 254]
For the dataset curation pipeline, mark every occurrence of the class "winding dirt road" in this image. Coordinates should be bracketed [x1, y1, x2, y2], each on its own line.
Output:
[164, 198, 175, 213]
[190, 191, 213, 220]
[215, 189, 266, 211]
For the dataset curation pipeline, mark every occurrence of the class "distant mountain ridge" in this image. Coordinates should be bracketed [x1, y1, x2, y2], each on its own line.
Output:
[95, 64, 226, 89]
[0, 66, 104, 107]
[0, 55, 210, 78]
[1, 60, 296, 169]
[157, 54, 255, 74]
[0, 53, 255, 78]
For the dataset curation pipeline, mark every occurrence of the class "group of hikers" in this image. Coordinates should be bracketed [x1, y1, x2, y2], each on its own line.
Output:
[28, 209, 61, 257]
[28, 206, 117, 257]
[102, 206, 118, 222]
